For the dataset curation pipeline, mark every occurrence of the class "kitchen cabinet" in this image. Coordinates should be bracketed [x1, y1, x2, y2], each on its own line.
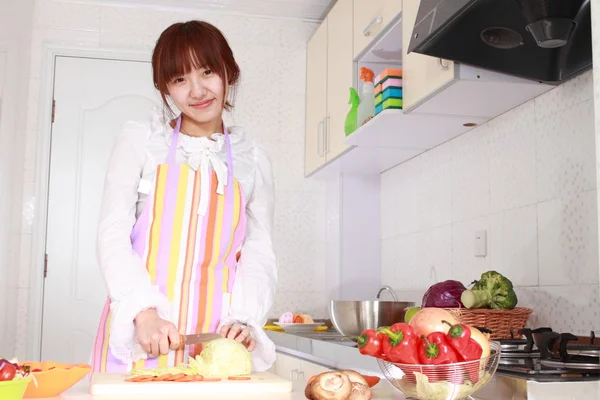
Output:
[353, 0, 402, 59]
[272, 352, 332, 392]
[305, 0, 353, 176]
[401, 0, 455, 111]
[401, 0, 551, 116]
[305, 22, 328, 175]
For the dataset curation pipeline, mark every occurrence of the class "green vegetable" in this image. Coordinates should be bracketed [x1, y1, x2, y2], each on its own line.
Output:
[399, 371, 492, 400]
[460, 271, 518, 310]
[190, 338, 252, 377]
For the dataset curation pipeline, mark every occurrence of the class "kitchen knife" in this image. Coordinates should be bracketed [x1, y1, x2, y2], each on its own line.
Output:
[178, 333, 222, 347]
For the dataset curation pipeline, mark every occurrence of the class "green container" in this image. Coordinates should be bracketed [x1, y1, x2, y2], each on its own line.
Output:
[0, 378, 32, 400]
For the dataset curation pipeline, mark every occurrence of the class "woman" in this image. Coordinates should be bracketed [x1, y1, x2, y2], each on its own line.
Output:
[91, 20, 277, 373]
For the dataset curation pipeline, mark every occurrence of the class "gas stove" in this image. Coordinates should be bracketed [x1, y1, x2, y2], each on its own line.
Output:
[496, 327, 600, 382]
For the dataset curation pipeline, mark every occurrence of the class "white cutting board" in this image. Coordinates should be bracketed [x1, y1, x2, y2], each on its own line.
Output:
[90, 372, 292, 395]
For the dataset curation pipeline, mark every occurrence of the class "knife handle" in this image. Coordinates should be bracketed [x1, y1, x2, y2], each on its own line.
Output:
[174, 334, 186, 350]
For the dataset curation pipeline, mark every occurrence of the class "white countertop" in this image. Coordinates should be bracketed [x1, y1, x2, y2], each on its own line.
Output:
[47, 379, 406, 399]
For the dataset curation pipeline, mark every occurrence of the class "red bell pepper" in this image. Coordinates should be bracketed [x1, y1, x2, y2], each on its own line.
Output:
[357, 329, 383, 358]
[377, 323, 419, 364]
[418, 332, 459, 364]
[442, 320, 482, 361]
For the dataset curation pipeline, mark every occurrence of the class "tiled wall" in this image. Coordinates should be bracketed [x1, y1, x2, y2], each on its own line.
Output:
[381, 71, 599, 335]
[0, 0, 35, 357]
[6, 0, 327, 359]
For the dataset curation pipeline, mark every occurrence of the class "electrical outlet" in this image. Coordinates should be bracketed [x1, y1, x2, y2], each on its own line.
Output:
[474, 230, 487, 257]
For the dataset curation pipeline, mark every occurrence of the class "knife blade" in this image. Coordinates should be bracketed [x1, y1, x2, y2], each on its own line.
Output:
[179, 333, 222, 346]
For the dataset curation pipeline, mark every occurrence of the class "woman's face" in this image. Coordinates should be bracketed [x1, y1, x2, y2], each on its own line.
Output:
[167, 66, 225, 126]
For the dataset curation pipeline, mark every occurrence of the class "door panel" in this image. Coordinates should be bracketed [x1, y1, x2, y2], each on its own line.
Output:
[402, 0, 455, 110]
[42, 56, 161, 363]
[305, 22, 328, 176]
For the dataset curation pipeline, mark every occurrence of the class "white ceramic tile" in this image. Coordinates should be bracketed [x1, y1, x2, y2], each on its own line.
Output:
[381, 156, 423, 236]
[0, 285, 17, 356]
[13, 287, 29, 358]
[538, 190, 599, 286]
[451, 216, 490, 284]
[536, 285, 599, 335]
[275, 239, 326, 293]
[534, 70, 594, 120]
[271, 290, 328, 319]
[513, 287, 540, 328]
[10, 180, 24, 235]
[6, 233, 21, 289]
[236, 47, 283, 97]
[276, 45, 307, 96]
[263, 141, 325, 193]
[489, 101, 537, 212]
[99, 5, 187, 39]
[419, 144, 453, 229]
[380, 171, 398, 240]
[279, 21, 318, 48]
[18, 234, 32, 289]
[24, 78, 40, 137]
[536, 98, 596, 202]
[23, 129, 37, 183]
[277, 87, 307, 145]
[422, 225, 454, 284]
[34, 0, 102, 31]
[274, 190, 324, 246]
[451, 123, 490, 222]
[219, 14, 281, 47]
[490, 205, 538, 287]
[382, 226, 453, 292]
[21, 182, 35, 234]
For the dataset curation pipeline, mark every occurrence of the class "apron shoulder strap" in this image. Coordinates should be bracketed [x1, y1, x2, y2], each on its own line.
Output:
[168, 115, 182, 164]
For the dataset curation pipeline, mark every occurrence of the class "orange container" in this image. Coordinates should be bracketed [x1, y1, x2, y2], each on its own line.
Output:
[19, 361, 91, 398]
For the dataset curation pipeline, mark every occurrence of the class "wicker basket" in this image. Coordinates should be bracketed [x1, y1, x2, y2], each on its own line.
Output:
[443, 307, 533, 340]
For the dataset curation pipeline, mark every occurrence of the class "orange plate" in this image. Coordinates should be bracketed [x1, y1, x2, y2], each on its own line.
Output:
[19, 361, 91, 398]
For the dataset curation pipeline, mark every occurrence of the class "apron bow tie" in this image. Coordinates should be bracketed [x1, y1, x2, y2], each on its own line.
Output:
[187, 148, 228, 216]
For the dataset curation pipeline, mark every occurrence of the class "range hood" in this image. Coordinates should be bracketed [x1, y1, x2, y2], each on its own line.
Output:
[408, 0, 592, 83]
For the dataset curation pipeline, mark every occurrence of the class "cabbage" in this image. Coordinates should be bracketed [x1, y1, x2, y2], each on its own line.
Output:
[398, 372, 492, 400]
[190, 338, 252, 377]
[129, 338, 252, 378]
[421, 280, 466, 308]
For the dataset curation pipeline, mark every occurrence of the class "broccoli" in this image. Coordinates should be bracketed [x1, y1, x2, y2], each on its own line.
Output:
[461, 271, 518, 309]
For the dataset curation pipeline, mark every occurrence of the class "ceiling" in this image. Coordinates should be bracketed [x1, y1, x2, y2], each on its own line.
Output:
[77, 0, 335, 21]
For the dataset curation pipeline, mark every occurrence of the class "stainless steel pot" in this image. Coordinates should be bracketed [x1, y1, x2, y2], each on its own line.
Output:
[328, 300, 415, 338]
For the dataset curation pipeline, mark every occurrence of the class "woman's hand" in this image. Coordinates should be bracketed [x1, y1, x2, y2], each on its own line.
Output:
[134, 308, 180, 357]
[219, 323, 256, 351]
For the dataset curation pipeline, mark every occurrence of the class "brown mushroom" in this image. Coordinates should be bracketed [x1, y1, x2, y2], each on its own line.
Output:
[305, 378, 314, 399]
[309, 372, 352, 400]
[340, 370, 368, 386]
[349, 382, 372, 400]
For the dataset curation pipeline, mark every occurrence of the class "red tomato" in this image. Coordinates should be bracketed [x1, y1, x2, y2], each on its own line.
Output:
[0, 359, 16, 381]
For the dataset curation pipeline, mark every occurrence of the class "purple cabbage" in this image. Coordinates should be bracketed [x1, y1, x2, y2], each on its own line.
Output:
[421, 280, 467, 308]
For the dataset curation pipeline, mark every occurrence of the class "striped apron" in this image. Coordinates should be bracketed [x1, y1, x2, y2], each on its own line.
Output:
[91, 116, 247, 372]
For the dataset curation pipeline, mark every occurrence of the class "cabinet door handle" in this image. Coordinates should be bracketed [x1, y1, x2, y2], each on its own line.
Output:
[317, 120, 324, 157]
[363, 16, 383, 37]
[324, 116, 330, 154]
[297, 370, 305, 381]
[290, 369, 298, 381]
[439, 58, 449, 71]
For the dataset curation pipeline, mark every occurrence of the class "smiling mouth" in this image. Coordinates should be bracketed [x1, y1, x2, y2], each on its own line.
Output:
[191, 99, 214, 109]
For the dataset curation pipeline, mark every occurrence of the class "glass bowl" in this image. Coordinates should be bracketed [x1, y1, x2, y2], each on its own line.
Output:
[377, 341, 501, 400]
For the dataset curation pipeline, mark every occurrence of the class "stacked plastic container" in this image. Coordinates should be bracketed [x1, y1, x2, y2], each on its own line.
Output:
[374, 68, 402, 115]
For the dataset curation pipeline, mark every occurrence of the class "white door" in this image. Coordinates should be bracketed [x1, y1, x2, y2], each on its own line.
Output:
[42, 56, 162, 363]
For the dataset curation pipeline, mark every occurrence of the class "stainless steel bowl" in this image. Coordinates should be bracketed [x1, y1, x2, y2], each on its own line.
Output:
[329, 300, 416, 338]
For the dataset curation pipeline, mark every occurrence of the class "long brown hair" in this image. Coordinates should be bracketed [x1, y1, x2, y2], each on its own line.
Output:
[151, 20, 240, 116]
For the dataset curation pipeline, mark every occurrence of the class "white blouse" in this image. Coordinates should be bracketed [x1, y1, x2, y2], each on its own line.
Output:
[96, 107, 277, 371]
